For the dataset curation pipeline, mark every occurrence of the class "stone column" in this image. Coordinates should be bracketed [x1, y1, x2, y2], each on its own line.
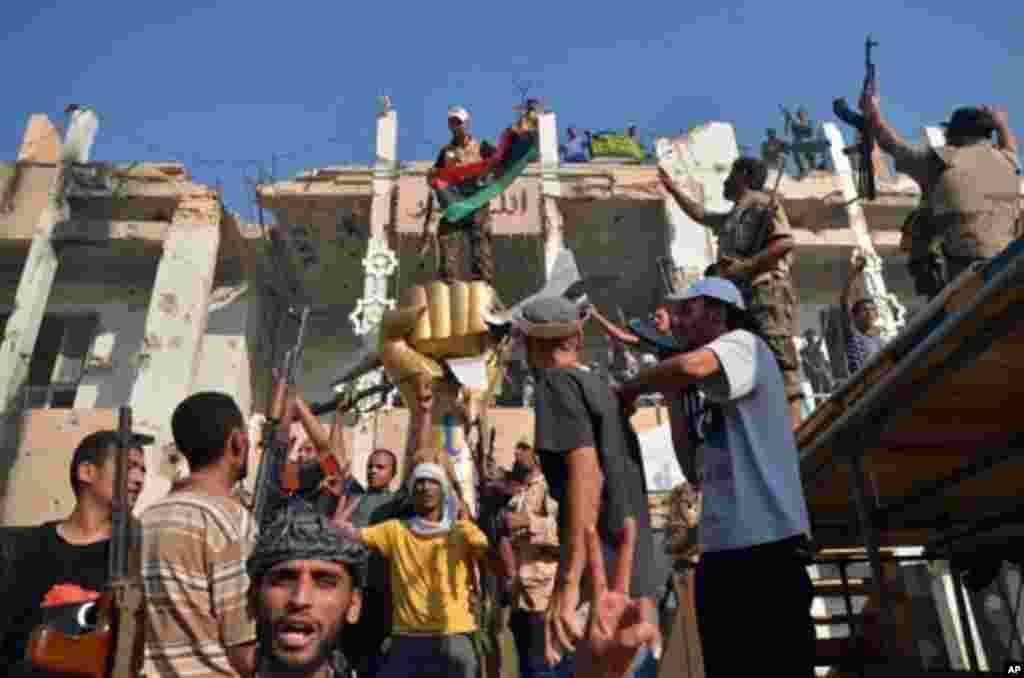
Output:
[658, 122, 739, 289]
[537, 110, 565, 279]
[127, 188, 221, 512]
[191, 283, 255, 417]
[0, 116, 65, 416]
[822, 122, 906, 341]
[348, 108, 399, 475]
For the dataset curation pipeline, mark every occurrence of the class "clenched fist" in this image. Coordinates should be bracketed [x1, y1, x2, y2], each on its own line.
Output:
[378, 280, 501, 414]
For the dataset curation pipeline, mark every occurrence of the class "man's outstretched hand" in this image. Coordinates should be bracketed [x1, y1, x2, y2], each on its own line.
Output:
[572, 518, 659, 678]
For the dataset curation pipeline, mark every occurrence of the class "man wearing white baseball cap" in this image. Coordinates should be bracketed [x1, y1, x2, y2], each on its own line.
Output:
[427, 104, 498, 283]
[616, 277, 815, 677]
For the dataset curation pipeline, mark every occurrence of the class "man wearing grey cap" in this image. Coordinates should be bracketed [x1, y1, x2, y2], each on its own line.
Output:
[616, 277, 814, 677]
[515, 295, 657, 670]
[247, 501, 368, 678]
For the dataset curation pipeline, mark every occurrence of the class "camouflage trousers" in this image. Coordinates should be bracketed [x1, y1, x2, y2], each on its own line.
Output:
[437, 215, 495, 285]
[749, 278, 804, 401]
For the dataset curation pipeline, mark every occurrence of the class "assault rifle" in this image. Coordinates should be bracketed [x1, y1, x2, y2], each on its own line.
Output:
[27, 407, 149, 678]
[860, 35, 879, 201]
[309, 381, 395, 417]
[833, 36, 879, 201]
[252, 306, 310, 526]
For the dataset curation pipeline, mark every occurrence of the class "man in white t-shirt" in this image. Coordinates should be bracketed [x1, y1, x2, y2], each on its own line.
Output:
[616, 277, 815, 677]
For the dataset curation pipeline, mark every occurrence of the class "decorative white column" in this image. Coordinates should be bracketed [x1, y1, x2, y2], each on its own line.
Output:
[346, 105, 400, 466]
[537, 110, 565, 280]
[822, 122, 906, 341]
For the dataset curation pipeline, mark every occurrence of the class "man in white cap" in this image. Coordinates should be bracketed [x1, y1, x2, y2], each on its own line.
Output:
[333, 461, 489, 678]
[427, 105, 498, 283]
[616, 277, 815, 677]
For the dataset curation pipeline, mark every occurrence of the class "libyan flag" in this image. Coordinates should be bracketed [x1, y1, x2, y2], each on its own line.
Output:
[437, 131, 538, 223]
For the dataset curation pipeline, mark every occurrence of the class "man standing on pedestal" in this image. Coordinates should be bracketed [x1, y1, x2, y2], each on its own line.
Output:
[428, 105, 497, 284]
[658, 158, 805, 427]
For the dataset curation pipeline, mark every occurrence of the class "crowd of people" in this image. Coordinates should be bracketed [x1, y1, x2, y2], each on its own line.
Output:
[0, 273, 822, 678]
[0, 94, 1020, 678]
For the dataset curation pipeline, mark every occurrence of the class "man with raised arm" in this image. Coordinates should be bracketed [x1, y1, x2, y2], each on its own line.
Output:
[862, 94, 1020, 286]
[659, 157, 804, 427]
[616, 277, 815, 677]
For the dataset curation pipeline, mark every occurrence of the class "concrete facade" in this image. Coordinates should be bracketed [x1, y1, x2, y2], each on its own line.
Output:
[0, 104, 1021, 670]
[0, 113, 269, 522]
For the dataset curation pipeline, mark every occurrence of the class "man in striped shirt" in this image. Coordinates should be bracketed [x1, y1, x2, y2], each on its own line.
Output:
[140, 392, 259, 677]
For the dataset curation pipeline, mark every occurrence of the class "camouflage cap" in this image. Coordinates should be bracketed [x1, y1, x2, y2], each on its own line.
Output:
[247, 500, 368, 588]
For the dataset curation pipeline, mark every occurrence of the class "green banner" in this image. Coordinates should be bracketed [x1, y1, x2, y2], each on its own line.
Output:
[441, 144, 539, 222]
[590, 134, 647, 161]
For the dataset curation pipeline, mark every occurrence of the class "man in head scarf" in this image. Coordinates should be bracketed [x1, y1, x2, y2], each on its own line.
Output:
[333, 462, 490, 678]
[247, 501, 368, 678]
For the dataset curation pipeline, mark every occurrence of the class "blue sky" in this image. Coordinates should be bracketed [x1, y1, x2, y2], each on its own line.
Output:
[3, 1, 1021, 218]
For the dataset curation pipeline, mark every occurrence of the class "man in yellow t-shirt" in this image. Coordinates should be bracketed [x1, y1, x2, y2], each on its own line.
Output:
[334, 461, 489, 678]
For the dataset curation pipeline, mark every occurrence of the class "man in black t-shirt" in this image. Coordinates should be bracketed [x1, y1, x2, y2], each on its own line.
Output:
[0, 429, 149, 674]
[517, 295, 657, 668]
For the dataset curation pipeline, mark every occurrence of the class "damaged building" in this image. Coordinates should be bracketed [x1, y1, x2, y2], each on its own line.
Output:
[1, 105, 1021, 673]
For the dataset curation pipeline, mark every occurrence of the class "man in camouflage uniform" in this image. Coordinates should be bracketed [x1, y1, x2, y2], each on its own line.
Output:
[761, 128, 788, 172]
[659, 157, 804, 427]
[783, 107, 819, 176]
[427, 105, 497, 284]
[864, 96, 1021, 288]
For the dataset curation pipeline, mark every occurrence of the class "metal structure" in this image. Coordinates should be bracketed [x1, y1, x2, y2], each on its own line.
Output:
[797, 237, 1024, 674]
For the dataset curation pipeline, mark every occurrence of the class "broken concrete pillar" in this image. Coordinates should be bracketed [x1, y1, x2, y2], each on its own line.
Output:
[0, 116, 65, 416]
[191, 283, 255, 418]
[659, 122, 739, 289]
[0, 116, 67, 517]
[822, 122, 906, 341]
[127, 189, 222, 512]
[537, 111, 565, 279]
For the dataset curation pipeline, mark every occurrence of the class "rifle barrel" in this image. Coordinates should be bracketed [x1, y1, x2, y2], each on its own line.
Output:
[310, 382, 394, 416]
[109, 406, 131, 581]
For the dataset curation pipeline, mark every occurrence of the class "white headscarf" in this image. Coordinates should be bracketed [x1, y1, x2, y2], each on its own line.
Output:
[405, 462, 457, 536]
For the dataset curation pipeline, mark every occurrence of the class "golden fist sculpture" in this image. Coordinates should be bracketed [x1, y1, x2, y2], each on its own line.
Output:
[378, 280, 503, 415]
